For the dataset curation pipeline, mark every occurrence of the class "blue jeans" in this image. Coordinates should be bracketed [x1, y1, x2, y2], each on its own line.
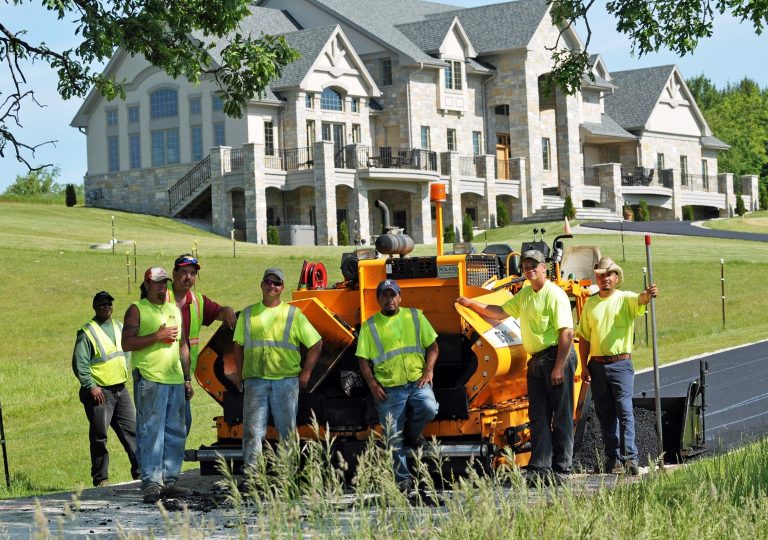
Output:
[133, 376, 186, 489]
[526, 347, 576, 474]
[589, 358, 638, 462]
[242, 377, 299, 469]
[375, 382, 439, 484]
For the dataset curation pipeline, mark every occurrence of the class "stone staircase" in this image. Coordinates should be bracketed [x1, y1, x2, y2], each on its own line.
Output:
[523, 195, 622, 223]
[575, 207, 622, 222]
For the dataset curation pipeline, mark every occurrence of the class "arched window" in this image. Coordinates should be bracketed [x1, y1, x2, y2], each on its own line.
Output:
[150, 89, 178, 119]
[320, 87, 343, 111]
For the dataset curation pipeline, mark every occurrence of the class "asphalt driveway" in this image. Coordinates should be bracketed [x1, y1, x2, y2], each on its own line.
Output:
[581, 220, 768, 242]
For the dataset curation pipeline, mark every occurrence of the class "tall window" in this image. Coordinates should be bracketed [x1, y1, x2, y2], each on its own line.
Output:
[306, 120, 316, 148]
[213, 122, 225, 147]
[151, 128, 180, 166]
[127, 106, 139, 124]
[352, 124, 361, 143]
[380, 58, 392, 86]
[701, 159, 709, 182]
[657, 153, 665, 170]
[447, 128, 457, 152]
[212, 95, 224, 112]
[189, 97, 202, 115]
[106, 109, 118, 126]
[321, 87, 343, 111]
[351, 97, 359, 113]
[680, 155, 688, 183]
[444, 60, 463, 90]
[191, 125, 203, 161]
[150, 89, 178, 119]
[305, 93, 314, 109]
[542, 137, 551, 170]
[420, 126, 431, 150]
[129, 133, 141, 169]
[264, 121, 275, 156]
[472, 131, 483, 156]
[107, 136, 119, 171]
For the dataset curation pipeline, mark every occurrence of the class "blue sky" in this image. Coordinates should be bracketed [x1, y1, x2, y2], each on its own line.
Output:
[1, 0, 766, 191]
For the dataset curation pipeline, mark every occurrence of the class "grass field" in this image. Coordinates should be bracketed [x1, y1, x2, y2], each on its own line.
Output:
[703, 210, 768, 233]
[1, 202, 767, 498]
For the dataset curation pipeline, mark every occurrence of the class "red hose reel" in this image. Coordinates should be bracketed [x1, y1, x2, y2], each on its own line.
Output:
[298, 260, 328, 290]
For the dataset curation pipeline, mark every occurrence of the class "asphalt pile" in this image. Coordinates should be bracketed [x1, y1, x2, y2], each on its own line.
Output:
[573, 406, 659, 471]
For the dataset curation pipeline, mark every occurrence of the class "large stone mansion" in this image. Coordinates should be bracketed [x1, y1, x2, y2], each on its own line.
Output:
[71, 0, 760, 245]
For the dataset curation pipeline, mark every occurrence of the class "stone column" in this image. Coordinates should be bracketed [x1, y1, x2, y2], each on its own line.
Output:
[741, 175, 760, 211]
[719, 173, 734, 218]
[210, 146, 229, 237]
[349, 172, 371, 244]
[512, 157, 532, 221]
[483, 154, 498, 228]
[596, 163, 622, 213]
[242, 143, 267, 244]
[409, 182, 433, 244]
[670, 169, 683, 220]
[555, 91, 584, 207]
[313, 141, 337, 246]
[447, 152, 463, 241]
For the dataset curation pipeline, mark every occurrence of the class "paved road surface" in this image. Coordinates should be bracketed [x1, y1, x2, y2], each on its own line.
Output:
[635, 340, 768, 448]
[582, 220, 768, 243]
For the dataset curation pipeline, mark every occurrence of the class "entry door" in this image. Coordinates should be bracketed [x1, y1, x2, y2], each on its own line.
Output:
[496, 133, 511, 179]
[322, 122, 345, 167]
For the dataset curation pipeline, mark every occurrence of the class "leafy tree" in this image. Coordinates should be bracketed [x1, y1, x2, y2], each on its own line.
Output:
[338, 220, 349, 246]
[443, 225, 456, 243]
[759, 179, 768, 210]
[3, 166, 62, 196]
[562, 194, 576, 220]
[735, 194, 747, 216]
[638, 199, 650, 221]
[462, 214, 474, 242]
[1, 0, 299, 168]
[65, 183, 77, 207]
[497, 201, 510, 227]
[682, 205, 694, 221]
[548, 1, 768, 94]
[267, 225, 280, 245]
[687, 75, 723, 110]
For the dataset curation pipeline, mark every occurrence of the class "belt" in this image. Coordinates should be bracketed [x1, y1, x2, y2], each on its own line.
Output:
[530, 345, 558, 360]
[590, 353, 631, 364]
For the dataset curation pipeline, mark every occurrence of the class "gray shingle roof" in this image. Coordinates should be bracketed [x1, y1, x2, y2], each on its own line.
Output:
[424, 0, 550, 54]
[395, 17, 457, 53]
[700, 135, 730, 149]
[604, 65, 676, 130]
[270, 26, 338, 89]
[581, 114, 637, 140]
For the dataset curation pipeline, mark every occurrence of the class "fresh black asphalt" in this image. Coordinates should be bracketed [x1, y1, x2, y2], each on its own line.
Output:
[581, 220, 768, 243]
[634, 340, 768, 448]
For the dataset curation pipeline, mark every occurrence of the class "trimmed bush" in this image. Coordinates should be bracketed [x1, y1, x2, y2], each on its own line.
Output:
[462, 214, 474, 242]
[638, 199, 650, 221]
[65, 183, 77, 207]
[338, 220, 349, 246]
[683, 205, 695, 221]
[563, 194, 576, 220]
[443, 224, 455, 243]
[735, 194, 747, 216]
[759, 180, 767, 210]
[267, 225, 280, 245]
[497, 201, 510, 227]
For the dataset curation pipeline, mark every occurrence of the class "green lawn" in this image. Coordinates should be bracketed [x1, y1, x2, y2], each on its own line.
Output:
[702, 210, 768, 233]
[1, 202, 767, 498]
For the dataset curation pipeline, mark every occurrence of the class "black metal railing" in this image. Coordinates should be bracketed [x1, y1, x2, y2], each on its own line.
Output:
[496, 158, 522, 180]
[621, 167, 655, 186]
[353, 147, 437, 171]
[459, 156, 486, 177]
[229, 148, 243, 171]
[441, 153, 451, 175]
[168, 155, 211, 212]
[281, 147, 314, 171]
[659, 168, 673, 189]
[718, 176, 728, 194]
[583, 166, 599, 186]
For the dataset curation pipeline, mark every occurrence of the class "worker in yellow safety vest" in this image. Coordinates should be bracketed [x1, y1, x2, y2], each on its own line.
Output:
[72, 291, 139, 487]
[357, 279, 440, 492]
[169, 254, 236, 434]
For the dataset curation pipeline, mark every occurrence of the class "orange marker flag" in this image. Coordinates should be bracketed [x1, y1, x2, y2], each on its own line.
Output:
[564, 216, 572, 235]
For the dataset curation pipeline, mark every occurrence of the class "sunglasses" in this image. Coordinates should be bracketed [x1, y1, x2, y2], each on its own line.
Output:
[263, 278, 284, 287]
[521, 264, 542, 272]
[97, 302, 113, 307]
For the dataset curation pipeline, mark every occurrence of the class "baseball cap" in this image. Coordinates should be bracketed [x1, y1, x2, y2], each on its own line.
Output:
[376, 279, 401, 296]
[521, 249, 546, 265]
[263, 268, 285, 283]
[174, 254, 200, 270]
[92, 291, 114, 306]
[144, 266, 172, 282]
[593, 257, 624, 286]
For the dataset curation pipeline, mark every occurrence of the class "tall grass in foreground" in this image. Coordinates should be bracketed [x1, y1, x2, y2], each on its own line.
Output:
[32, 434, 768, 538]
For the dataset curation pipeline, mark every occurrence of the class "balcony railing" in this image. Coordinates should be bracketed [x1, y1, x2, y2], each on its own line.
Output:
[229, 148, 243, 171]
[681, 173, 720, 193]
[168, 155, 211, 211]
[658, 169, 673, 189]
[583, 166, 599, 186]
[460, 156, 486, 177]
[282, 147, 314, 171]
[350, 147, 437, 171]
[621, 167, 655, 186]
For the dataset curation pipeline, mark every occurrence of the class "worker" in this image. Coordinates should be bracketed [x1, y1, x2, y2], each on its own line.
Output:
[169, 254, 236, 434]
[122, 267, 193, 504]
[458, 249, 576, 487]
[72, 291, 139, 487]
[577, 257, 658, 476]
[233, 268, 323, 473]
[357, 279, 440, 492]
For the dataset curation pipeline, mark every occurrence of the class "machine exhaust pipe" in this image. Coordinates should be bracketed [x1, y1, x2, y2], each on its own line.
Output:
[374, 199, 391, 233]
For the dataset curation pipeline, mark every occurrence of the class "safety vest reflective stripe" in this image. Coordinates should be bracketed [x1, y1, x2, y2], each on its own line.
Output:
[244, 305, 299, 352]
[84, 321, 126, 364]
[189, 337, 201, 345]
[368, 308, 424, 366]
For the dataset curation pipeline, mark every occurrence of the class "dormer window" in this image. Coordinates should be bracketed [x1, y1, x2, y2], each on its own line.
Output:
[321, 88, 343, 111]
[444, 60, 463, 91]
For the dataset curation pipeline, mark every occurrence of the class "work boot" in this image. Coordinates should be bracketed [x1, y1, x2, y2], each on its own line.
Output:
[397, 478, 413, 494]
[604, 458, 624, 474]
[625, 460, 640, 476]
[142, 484, 161, 504]
[160, 483, 191, 498]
